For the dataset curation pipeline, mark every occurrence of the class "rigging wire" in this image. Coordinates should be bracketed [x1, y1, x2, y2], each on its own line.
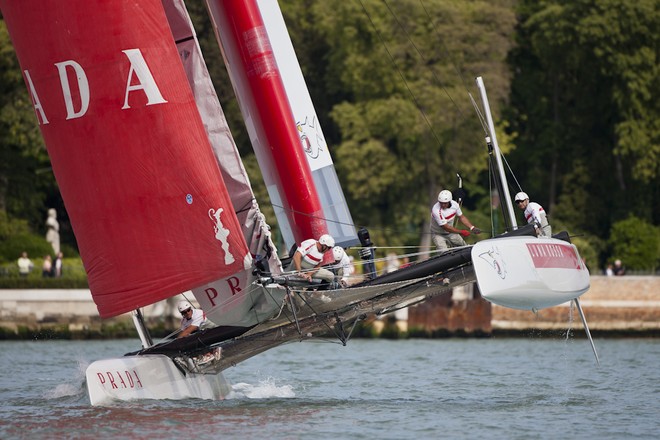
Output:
[501, 152, 523, 194]
[381, 0, 466, 121]
[468, 91, 490, 137]
[488, 163, 495, 237]
[265, 0, 513, 251]
[382, 0, 492, 144]
[417, 0, 474, 111]
[356, 0, 449, 169]
[376, 0, 521, 214]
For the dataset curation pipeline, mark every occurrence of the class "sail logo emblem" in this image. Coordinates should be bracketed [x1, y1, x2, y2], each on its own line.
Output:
[297, 116, 324, 159]
[478, 246, 507, 279]
[209, 208, 235, 265]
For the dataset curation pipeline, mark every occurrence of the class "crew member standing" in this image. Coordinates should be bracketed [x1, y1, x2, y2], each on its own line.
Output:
[430, 190, 481, 251]
[514, 192, 552, 237]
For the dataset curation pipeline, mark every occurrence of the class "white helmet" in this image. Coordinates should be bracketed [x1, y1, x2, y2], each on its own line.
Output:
[177, 300, 193, 313]
[332, 246, 345, 261]
[438, 190, 452, 203]
[514, 191, 529, 202]
[318, 234, 335, 248]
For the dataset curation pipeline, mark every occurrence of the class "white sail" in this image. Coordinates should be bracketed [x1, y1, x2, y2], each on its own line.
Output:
[257, 0, 358, 248]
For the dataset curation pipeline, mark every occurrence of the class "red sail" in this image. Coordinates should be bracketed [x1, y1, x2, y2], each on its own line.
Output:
[1, 0, 250, 318]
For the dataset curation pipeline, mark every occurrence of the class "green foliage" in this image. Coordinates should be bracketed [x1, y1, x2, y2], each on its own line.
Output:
[0, 276, 89, 289]
[1, 1, 657, 268]
[0, 211, 53, 262]
[293, 0, 517, 245]
[0, 210, 30, 237]
[570, 236, 601, 274]
[507, 0, 659, 248]
[0, 232, 52, 264]
[551, 161, 592, 233]
[609, 216, 659, 271]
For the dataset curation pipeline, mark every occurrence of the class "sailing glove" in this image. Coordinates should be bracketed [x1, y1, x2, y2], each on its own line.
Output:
[471, 227, 481, 234]
[459, 230, 470, 237]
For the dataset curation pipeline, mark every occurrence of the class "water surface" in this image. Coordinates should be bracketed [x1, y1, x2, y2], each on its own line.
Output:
[0, 337, 657, 439]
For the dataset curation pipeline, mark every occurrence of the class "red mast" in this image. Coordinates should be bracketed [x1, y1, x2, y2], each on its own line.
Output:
[207, 0, 328, 245]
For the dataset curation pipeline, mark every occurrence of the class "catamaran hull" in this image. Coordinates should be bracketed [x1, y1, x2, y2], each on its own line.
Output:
[85, 355, 231, 406]
[472, 236, 590, 310]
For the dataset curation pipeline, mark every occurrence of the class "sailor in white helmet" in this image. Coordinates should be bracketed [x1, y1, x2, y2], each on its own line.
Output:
[177, 300, 207, 338]
[331, 246, 354, 287]
[430, 189, 481, 251]
[288, 234, 336, 282]
[514, 192, 552, 237]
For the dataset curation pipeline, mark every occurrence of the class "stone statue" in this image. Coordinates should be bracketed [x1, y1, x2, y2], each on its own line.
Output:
[45, 208, 60, 255]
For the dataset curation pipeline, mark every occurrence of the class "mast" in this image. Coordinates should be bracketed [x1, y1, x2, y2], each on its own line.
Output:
[132, 309, 153, 348]
[475, 77, 518, 230]
[205, 0, 328, 246]
[256, 0, 358, 249]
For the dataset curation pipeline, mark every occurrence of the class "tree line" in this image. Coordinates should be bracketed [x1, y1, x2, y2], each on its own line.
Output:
[0, 0, 657, 271]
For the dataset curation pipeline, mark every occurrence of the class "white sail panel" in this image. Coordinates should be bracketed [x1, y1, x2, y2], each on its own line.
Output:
[258, 0, 359, 248]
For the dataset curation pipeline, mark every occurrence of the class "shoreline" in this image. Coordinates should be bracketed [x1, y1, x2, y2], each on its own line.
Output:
[1, 275, 658, 340]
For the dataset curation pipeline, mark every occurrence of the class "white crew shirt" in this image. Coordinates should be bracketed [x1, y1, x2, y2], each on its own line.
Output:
[296, 238, 324, 269]
[430, 200, 463, 235]
[523, 201, 551, 237]
[180, 308, 206, 331]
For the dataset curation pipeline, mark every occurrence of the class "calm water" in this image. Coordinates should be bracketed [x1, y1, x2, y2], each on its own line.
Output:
[0, 337, 658, 439]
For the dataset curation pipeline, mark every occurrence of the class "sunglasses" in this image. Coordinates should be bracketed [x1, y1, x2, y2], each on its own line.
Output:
[181, 308, 192, 315]
[515, 200, 525, 204]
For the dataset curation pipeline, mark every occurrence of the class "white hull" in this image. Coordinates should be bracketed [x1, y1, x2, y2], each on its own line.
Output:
[472, 236, 590, 310]
[85, 354, 231, 406]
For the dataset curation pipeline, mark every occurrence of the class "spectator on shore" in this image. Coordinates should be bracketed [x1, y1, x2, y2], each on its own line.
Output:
[605, 263, 614, 276]
[17, 252, 34, 277]
[613, 259, 625, 276]
[52, 252, 63, 277]
[42, 255, 53, 278]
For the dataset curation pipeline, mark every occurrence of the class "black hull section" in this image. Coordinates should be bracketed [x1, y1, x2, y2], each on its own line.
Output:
[134, 325, 254, 357]
[137, 224, 542, 361]
[353, 247, 473, 287]
[353, 223, 538, 288]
